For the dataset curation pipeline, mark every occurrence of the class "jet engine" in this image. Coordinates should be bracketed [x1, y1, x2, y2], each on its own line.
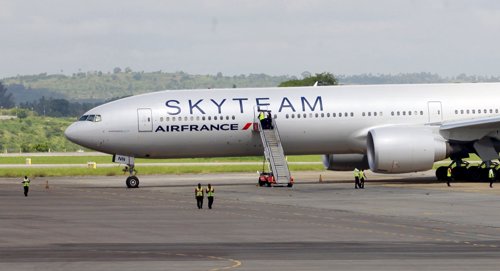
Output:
[367, 126, 450, 173]
[322, 153, 369, 171]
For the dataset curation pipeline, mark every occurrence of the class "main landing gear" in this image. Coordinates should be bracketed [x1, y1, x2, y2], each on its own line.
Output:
[436, 159, 499, 181]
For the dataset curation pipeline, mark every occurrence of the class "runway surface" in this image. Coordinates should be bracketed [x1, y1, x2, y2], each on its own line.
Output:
[0, 171, 499, 270]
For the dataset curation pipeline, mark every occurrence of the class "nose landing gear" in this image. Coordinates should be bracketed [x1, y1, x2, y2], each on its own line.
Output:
[124, 164, 139, 188]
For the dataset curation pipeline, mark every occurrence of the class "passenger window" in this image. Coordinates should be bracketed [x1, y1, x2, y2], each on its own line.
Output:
[350, 112, 354, 117]
[420, 111, 423, 115]
[467, 110, 470, 114]
[214, 116, 218, 120]
[274, 114, 277, 119]
[327, 113, 330, 117]
[472, 110, 475, 114]
[286, 114, 289, 119]
[402, 111, 406, 116]
[397, 111, 400, 116]
[321, 113, 324, 118]
[367, 112, 371, 117]
[291, 114, 295, 119]
[362, 112, 365, 117]
[374, 112, 377, 117]
[303, 113, 307, 118]
[408, 111, 411, 116]
[202, 116, 206, 121]
[333, 113, 336, 117]
[391, 112, 394, 116]
[232, 116, 235, 120]
[297, 114, 301, 119]
[166, 117, 170, 122]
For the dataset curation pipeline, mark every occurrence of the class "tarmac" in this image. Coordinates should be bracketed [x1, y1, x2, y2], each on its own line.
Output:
[0, 170, 499, 270]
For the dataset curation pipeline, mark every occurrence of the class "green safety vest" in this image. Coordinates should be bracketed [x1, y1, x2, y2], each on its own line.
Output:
[206, 187, 214, 197]
[359, 171, 365, 179]
[195, 187, 204, 197]
[353, 169, 359, 178]
[489, 169, 495, 179]
[23, 179, 30, 187]
[447, 168, 452, 177]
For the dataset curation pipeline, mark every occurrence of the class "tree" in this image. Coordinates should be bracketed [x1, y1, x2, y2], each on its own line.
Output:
[278, 72, 338, 87]
[113, 67, 122, 74]
[0, 82, 15, 108]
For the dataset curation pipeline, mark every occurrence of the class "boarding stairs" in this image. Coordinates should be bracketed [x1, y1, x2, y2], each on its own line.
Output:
[258, 118, 292, 186]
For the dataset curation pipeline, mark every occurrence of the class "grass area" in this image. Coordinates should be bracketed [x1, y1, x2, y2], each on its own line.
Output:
[0, 163, 324, 178]
[0, 155, 322, 164]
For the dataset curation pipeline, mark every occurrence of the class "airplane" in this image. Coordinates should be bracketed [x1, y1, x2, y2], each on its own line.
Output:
[65, 82, 500, 188]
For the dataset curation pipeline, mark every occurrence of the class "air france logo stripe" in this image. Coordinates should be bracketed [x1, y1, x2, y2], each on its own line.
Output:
[242, 123, 253, 130]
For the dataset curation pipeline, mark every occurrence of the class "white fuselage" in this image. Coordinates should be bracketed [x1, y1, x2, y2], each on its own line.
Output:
[65, 83, 500, 159]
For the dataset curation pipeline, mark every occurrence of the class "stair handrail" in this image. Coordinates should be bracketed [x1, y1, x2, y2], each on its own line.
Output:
[270, 118, 291, 181]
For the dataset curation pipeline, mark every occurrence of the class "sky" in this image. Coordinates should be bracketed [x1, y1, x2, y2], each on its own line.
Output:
[1, 0, 500, 78]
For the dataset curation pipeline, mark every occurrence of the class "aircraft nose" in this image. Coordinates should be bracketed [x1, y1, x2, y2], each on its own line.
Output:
[64, 123, 81, 144]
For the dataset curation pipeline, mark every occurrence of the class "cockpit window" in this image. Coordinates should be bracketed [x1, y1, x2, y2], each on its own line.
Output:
[78, 114, 102, 122]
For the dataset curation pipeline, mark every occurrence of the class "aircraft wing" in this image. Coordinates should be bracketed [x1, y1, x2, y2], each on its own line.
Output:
[439, 115, 500, 141]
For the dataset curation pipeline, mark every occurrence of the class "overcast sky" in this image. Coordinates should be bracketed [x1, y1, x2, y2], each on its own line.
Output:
[1, 0, 500, 78]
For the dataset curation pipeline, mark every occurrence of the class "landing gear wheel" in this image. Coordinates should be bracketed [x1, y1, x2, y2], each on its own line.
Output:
[435, 166, 448, 181]
[126, 176, 140, 188]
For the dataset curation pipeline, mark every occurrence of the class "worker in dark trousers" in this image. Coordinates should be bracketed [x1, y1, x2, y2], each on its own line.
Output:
[266, 112, 273, 129]
[353, 168, 360, 189]
[206, 184, 215, 209]
[446, 167, 452, 187]
[195, 183, 204, 209]
[359, 170, 366, 189]
[489, 168, 495, 188]
[21, 176, 30, 197]
[258, 111, 266, 129]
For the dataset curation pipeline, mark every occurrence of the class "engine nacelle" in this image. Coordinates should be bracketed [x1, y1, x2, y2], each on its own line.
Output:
[367, 126, 449, 173]
[322, 153, 369, 171]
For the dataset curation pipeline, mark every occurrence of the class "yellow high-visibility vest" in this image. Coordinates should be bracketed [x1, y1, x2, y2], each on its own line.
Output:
[489, 169, 495, 179]
[353, 169, 359, 178]
[258, 112, 265, 121]
[447, 168, 452, 177]
[23, 178, 30, 187]
[359, 171, 365, 179]
[206, 187, 214, 197]
[195, 187, 204, 197]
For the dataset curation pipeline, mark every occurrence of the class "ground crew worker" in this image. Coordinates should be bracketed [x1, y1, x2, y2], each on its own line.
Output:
[359, 169, 366, 189]
[266, 112, 273, 129]
[21, 176, 30, 197]
[206, 183, 215, 209]
[258, 111, 266, 129]
[446, 167, 452, 187]
[489, 168, 495, 188]
[195, 183, 204, 209]
[353, 168, 360, 189]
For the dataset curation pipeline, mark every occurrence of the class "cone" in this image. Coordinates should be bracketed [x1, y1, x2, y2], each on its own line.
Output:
[45, 180, 49, 189]
[319, 174, 323, 183]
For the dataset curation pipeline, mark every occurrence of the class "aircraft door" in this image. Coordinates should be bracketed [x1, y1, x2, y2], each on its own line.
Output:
[137, 108, 153, 132]
[427, 101, 442, 123]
